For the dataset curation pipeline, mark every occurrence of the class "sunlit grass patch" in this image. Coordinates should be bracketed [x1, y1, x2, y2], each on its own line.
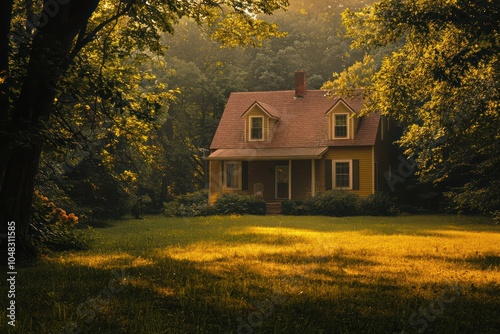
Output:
[2, 214, 499, 333]
[53, 252, 155, 269]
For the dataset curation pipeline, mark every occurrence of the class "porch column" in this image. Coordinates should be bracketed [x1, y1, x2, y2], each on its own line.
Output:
[288, 160, 292, 200]
[311, 159, 316, 197]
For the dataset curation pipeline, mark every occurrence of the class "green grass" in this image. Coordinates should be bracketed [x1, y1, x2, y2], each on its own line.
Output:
[2, 215, 499, 333]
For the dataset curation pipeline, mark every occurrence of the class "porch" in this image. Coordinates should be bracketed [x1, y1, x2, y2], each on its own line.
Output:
[208, 158, 325, 205]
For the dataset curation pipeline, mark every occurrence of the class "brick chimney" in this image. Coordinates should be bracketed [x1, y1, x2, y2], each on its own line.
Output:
[294, 70, 307, 98]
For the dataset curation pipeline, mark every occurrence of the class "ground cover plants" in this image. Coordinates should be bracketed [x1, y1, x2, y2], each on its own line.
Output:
[2, 215, 499, 333]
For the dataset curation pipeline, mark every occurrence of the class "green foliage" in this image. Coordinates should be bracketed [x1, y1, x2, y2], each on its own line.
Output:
[360, 192, 398, 216]
[164, 192, 266, 216]
[283, 192, 398, 217]
[280, 199, 307, 215]
[332, 0, 500, 217]
[30, 191, 91, 252]
[281, 199, 298, 215]
[163, 190, 213, 217]
[302, 190, 360, 216]
[493, 211, 500, 225]
[214, 193, 266, 215]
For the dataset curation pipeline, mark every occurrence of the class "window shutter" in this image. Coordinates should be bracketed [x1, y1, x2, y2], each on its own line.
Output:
[352, 159, 360, 190]
[325, 160, 332, 190]
[242, 161, 248, 190]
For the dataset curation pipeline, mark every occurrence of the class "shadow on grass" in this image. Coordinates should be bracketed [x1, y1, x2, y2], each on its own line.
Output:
[259, 252, 379, 268]
[463, 254, 500, 271]
[406, 254, 500, 271]
[7, 215, 499, 333]
[8, 253, 499, 334]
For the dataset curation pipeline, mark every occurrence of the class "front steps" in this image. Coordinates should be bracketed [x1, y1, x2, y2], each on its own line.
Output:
[265, 202, 282, 215]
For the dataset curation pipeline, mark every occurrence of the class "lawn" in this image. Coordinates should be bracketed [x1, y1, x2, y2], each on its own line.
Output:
[2, 215, 499, 333]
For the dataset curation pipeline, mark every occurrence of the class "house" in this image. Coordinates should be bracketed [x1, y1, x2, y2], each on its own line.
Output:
[206, 71, 396, 206]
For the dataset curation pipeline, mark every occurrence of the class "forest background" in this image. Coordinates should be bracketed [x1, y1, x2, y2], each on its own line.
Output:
[30, 0, 374, 221]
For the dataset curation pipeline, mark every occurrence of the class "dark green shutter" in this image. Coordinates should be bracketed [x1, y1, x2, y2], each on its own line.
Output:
[352, 159, 360, 190]
[242, 161, 248, 190]
[325, 160, 332, 190]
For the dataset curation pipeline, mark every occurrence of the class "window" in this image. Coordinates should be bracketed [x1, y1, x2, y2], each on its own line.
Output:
[250, 117, 263, 140]
[225, 161, 241, 189]
[334, 161, 351, 189]
[334, 114, 348, 138]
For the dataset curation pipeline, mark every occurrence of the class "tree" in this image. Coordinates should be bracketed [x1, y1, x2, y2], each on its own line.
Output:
[0, 0, 289, 256]
[328, 0, 500, 215]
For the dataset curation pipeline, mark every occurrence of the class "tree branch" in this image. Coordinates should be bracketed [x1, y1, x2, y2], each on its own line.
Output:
[68, 2, 134, 64]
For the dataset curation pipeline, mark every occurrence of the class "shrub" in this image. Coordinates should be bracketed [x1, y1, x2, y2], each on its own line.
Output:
[214, 193, 266, 215]
[360, 192, 398, 216]
[30, 190, 91, 252]
[281, 199, 298, 215]
[493, 211, 500, 225]
[163, 190, 211, 217]
[303, 190, 360, 216]
[281, 199, 306, 215]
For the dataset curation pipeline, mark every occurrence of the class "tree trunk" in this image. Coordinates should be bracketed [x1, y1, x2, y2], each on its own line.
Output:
[0, 0, 101, 257]
[0, 0, 13, 119]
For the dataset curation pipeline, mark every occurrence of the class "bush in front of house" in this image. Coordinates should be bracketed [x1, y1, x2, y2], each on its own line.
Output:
[282, 191, 400, 217]
[281, 199, 307, 215]
[303, 190, 361, 216]
[281, 199, 298, 215]
[360, 192, 398, 216]
[163, 190, 213, 217]
[214, 193, 266, 215]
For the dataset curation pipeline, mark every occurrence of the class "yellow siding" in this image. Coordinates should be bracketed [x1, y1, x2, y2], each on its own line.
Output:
[319, 147, 374, 197]
[209, 160, 222, 204]
[315, 158, 325, 195]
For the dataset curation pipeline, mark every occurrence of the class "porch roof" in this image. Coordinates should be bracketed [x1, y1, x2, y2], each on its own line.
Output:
[206, 147, 328, 161]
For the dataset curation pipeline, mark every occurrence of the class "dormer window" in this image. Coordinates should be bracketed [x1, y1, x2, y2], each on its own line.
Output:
[242, 101, 280, 142]
[334, 114, 348, 138]
[250, 116, 263, 141]
[327, 99, 356, 140]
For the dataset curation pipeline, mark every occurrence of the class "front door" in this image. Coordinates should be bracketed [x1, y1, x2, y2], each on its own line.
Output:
[275, 165, 289, 199]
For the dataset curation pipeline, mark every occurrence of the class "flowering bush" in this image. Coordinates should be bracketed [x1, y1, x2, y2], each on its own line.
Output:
[30, 190, 91, 251]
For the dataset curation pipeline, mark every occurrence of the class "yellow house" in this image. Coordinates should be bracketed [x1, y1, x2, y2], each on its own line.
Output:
[207, 71, 397, 208]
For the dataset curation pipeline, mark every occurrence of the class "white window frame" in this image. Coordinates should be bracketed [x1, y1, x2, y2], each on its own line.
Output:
[249, 116, 264, 141]
[333, 113, 349, 139]
[224, 161, 242, 190]
[332, 160, 352, 189]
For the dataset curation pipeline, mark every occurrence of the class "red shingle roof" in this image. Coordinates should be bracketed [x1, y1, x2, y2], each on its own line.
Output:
[206, 147, 329, 160]
[210, 90, 380, 151]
